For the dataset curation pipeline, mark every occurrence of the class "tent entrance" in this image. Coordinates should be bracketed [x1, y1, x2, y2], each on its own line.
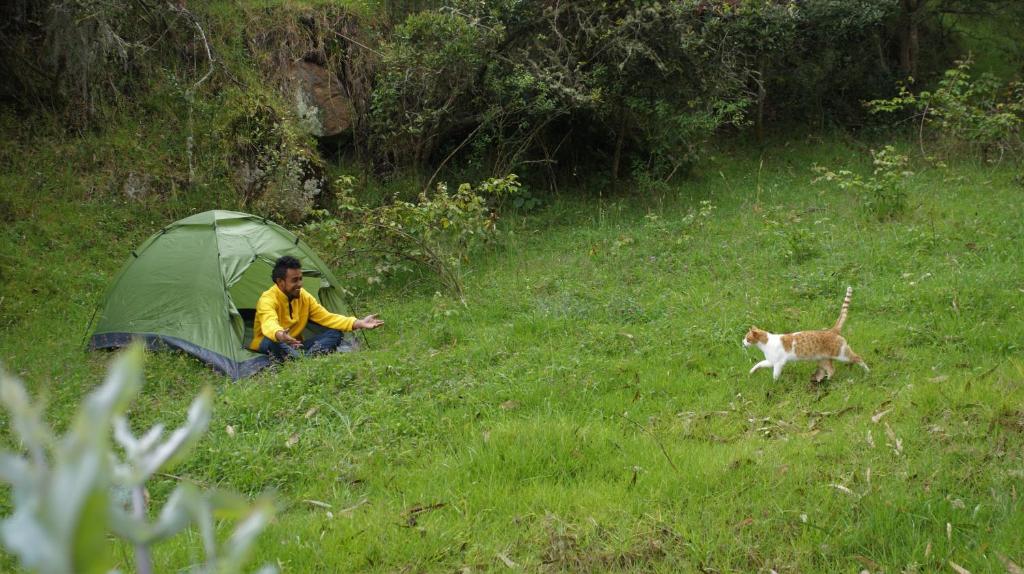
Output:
[228, 258, 325, 346]
[228, 258, 324, 310]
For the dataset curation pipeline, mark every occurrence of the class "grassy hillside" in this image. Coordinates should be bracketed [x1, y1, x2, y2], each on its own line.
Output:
[2, 132, 1023, 572]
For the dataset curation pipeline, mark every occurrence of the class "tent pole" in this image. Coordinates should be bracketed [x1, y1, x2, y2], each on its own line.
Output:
[341, 289, 371, 350]
[80, 304, 100, 351]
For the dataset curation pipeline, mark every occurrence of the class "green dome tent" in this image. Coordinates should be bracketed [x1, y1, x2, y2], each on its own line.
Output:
[89, 210, 351, 379]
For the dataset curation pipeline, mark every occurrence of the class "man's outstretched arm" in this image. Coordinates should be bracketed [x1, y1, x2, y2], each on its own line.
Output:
[353, 314, 384, 330]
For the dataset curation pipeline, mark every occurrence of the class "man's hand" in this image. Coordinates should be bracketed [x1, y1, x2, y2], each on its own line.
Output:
[276, 329, 302, 348]
[353, 314, 384, 330]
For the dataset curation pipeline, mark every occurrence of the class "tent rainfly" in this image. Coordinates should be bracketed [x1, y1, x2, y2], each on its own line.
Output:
[89, 210, 351, 379]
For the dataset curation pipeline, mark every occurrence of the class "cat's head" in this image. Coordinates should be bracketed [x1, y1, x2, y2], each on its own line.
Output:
[743, 326, 768, 347]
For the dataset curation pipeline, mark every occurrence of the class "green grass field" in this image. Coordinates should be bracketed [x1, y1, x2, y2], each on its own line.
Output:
[2, 135, 1023, 572]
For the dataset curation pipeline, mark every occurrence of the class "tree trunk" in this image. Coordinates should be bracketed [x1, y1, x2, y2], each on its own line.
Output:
[898, 0, 922, 79]
[611, 105, 626, 191]
[755, 56, 766, 143]
[875, 32, 891, 77]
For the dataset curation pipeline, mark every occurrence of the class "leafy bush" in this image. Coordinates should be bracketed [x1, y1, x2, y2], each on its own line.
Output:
[475, 0, 752, 185]
[370, 10, 497, 171]
[868, 56, 1024, 160]
[372, 0, 923, 186]
[0, 346, 275, 574]
[726, 0, 960, 128]
[812, 145, 913, 220]
[306, 174, 522, 299]
[761, 0, 901, 124]
[367, 1, 756, 185]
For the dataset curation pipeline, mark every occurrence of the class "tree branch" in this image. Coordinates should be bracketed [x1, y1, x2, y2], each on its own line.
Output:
[165, 1, 215, 94]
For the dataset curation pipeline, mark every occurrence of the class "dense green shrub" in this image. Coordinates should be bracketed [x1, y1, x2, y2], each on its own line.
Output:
[868, 57, 1024, 160]
[728, 0, 894, 128]
[366, 0, 960, 187]
[0, 0, 986, 207]
[370, 10, 498, 171]
[377, 0, 754, 186]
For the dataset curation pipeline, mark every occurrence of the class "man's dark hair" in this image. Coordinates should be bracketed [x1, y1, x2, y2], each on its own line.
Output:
[272, 256, 302, 282]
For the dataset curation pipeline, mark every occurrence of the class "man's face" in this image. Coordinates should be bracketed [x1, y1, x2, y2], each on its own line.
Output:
[275, 268, 303, 299]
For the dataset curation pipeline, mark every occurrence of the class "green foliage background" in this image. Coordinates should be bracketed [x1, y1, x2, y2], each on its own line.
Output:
[1, 0, 1023, 572]
[7, 0, 1014, 192]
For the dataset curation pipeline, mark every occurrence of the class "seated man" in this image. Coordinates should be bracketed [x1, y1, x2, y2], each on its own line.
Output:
[250, 255, 383, 360]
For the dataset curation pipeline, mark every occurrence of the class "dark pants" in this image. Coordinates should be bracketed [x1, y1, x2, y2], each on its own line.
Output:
[257, 329, 343, 361]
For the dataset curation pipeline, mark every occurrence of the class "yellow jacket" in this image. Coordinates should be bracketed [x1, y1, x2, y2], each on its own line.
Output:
[249, 285, 356, 350]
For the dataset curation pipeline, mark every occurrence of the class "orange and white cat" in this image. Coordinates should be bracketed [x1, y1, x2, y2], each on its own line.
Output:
[743, 286, 868, 382]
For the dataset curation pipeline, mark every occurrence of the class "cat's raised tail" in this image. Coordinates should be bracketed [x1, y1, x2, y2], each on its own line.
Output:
[831, 286, 854, 332]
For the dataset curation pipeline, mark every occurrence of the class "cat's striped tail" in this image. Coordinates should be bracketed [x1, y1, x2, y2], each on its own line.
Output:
[831, 286, 853, 332]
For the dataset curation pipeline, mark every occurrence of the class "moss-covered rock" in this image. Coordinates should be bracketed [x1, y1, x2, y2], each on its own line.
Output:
[221, 95, 328, 223]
